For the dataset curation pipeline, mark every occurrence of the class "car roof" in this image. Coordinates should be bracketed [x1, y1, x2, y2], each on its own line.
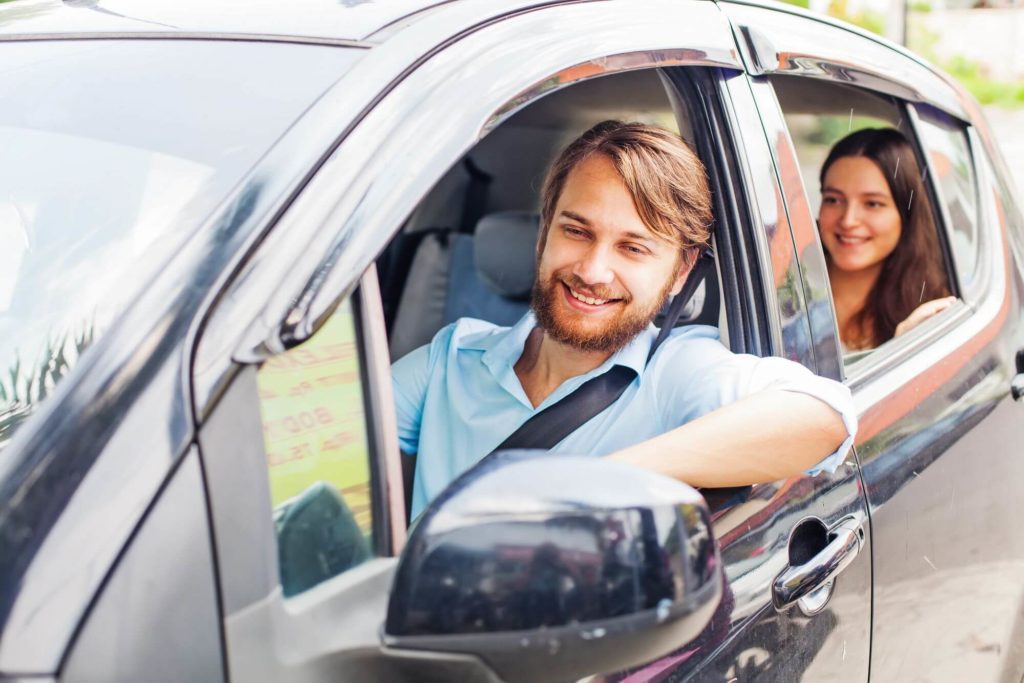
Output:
[0, 0, 454, 44]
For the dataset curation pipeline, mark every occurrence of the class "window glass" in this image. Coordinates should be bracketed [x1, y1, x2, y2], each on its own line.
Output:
[0, 39, 359, 454]
[256, 298, 374, 597]
[771, 77, 902, 213]
[913, 105, 979, 290]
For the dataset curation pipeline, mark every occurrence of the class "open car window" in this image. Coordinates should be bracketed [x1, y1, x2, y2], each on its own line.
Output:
[770, 75, 958, 370]
[379, 68, 726, 368]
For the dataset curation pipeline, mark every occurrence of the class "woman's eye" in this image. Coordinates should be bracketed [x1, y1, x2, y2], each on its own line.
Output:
[821, 196, 839, 206]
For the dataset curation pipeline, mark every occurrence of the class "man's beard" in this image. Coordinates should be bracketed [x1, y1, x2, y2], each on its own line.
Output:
[530, 272, 675, 354]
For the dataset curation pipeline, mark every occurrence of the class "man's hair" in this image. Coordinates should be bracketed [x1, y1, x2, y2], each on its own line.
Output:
[539, 120, 713, 267]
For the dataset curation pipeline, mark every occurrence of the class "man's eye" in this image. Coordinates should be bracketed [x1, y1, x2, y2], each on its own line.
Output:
[622, 244, 648, 256]
[563, 225, 588, 238]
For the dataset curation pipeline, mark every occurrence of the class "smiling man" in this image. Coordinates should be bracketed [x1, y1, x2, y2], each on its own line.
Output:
[393, 120, 856, 518]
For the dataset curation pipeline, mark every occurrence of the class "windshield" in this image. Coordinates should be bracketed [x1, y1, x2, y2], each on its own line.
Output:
[0, 39, 360, 452]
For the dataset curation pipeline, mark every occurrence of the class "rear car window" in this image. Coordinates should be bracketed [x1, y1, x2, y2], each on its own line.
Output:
[0, 39, 360, 452]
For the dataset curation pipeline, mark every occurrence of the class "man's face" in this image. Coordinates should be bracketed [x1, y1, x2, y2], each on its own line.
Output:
[532, 154, 690, 353]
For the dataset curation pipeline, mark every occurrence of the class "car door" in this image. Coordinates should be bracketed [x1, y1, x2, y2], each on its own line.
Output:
[637, 68, 873, 683]
[190, 1, 872, 681]
[729, 4, 1024, 680]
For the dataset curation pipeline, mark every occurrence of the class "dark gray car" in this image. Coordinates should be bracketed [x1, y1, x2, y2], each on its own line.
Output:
[2, 1, 1023, 681]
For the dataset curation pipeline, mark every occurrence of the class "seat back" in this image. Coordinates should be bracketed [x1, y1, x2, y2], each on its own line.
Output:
[388, 212, 540, 359]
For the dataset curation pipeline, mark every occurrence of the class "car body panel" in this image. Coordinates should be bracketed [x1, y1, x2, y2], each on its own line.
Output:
[0, 0, 447, 44]
[857, 137, 1024, 681]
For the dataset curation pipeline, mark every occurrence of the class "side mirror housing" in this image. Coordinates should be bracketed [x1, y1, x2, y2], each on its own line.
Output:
[383, 452, 721, 683]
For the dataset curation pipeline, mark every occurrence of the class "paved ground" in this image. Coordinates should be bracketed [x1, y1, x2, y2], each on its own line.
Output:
[983, 106, 1024, 196]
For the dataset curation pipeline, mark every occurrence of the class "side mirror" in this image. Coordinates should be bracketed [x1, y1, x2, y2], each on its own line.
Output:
[382, 452, 721, 683]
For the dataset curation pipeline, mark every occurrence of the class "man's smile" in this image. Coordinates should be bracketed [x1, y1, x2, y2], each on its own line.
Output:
[561, 281, 622, 311]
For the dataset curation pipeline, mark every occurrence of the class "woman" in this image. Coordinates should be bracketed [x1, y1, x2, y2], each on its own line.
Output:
[818, 128, 955, 351]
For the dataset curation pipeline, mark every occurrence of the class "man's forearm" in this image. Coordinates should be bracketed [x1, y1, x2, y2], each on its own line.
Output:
[607, 390, 849, 487]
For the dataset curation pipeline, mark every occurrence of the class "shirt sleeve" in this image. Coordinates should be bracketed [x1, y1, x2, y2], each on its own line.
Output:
[391, 344, 431, 454]
[651, 326, 857, 475]
[390, 323, 459, 455]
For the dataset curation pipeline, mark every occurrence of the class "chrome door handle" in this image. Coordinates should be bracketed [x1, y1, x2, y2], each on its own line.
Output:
[772, 516, 864, 612]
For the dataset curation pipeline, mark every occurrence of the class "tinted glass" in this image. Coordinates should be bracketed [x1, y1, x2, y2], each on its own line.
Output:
[914, 105, 980, 290]
[257, 298, 375, 597]
[0, 40, 359, 452]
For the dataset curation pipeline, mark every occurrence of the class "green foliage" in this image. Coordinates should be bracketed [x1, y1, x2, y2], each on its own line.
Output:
[806, 115, 888, 146]
[779, 0, 811, 8]
[0, 322, 96, 451]
[908, 19, 1024, 109]
[944, 55, 1024, 108]
[826, 0, 888, 36]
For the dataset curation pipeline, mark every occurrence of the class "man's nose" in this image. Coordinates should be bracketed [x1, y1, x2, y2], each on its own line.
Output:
[572, 244, 615, 285]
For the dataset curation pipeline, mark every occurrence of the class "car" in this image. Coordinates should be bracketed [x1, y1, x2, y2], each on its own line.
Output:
[1, 0, 1023, 681]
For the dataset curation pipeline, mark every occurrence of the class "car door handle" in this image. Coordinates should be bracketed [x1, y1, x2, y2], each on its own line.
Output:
[772, 515, 864, 611]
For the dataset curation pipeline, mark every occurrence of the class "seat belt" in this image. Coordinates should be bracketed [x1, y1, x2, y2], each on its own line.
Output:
[492, 251, 714, 452]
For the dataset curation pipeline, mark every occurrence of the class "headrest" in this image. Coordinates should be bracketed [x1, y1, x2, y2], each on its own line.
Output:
[473, 211, 540, 300]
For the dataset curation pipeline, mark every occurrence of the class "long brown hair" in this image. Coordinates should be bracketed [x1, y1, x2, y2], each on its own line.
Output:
[820, 128, 949, 347]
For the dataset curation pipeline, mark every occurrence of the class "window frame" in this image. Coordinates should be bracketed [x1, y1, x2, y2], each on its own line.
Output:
[757, 75, 980, 386]
[752, 81, 1004, 412]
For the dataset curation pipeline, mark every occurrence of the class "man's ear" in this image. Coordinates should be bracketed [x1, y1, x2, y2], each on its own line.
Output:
[668, 249, 698, 296]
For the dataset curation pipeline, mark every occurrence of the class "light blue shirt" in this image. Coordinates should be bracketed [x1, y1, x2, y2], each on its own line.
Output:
[392, 312, 856, 518]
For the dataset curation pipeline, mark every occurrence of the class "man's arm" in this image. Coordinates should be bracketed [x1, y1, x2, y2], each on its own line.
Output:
[609, 389, 848, 486]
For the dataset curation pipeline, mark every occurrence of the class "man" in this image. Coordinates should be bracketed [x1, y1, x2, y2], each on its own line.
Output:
[393, 121, 855, 518]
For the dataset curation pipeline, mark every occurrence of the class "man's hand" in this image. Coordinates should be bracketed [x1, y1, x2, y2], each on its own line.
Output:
[607, 390, 849, 487]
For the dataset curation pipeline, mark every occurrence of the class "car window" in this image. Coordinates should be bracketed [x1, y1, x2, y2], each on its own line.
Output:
[770, 75, 955, 366]
[0, 39, 359, 454]
[772, 77, 902, 213]
[380, 68, 723, 363]
[255, 296, 375, 597]
[912, 104, 980, 292]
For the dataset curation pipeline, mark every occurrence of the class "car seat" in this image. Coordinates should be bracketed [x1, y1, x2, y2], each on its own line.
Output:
[388, 211, 539, 359]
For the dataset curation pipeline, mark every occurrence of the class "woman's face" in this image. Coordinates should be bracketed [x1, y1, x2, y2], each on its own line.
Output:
[818, 155, 903, 276]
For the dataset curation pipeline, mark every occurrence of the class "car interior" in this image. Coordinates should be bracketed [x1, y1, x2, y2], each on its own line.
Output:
[375, 68, 727, 363]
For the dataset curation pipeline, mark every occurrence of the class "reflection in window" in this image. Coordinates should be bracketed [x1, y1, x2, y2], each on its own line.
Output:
[0, 39, 359, 453]
[256, 299, 374, 597]
[914, 105, 979, 290]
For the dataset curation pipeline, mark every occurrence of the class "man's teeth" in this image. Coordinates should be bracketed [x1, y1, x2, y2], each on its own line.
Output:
[569, 288, 608, 305]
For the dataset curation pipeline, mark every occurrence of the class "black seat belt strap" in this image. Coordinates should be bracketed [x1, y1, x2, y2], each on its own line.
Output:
[491, 364, 638, 452]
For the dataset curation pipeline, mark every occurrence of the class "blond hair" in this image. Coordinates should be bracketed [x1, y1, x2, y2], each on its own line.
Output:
[540, 120, 712, 267]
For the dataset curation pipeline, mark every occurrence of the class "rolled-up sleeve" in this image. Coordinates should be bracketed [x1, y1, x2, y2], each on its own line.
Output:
[652, 326, 857, 475]
[743, 356, 856, 475]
